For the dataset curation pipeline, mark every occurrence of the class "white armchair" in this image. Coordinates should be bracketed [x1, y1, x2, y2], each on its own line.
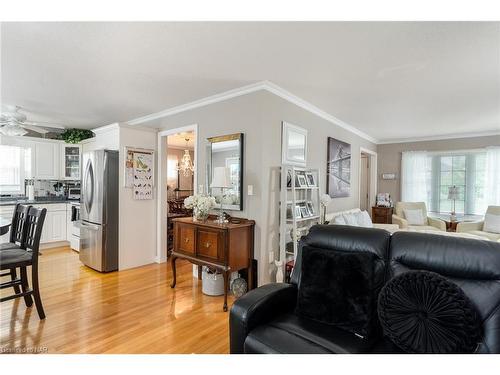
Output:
[457, 206, 500, 241]
[392, 202, 446, 231]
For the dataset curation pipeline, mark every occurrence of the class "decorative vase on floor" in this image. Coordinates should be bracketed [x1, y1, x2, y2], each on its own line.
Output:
[275, 260, 284, 283]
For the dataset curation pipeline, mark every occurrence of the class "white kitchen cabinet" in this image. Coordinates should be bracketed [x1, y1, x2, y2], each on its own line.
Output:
[31, 203, 67, 244]
[60, 144, 82, 180]
[34, 142, 60, 179]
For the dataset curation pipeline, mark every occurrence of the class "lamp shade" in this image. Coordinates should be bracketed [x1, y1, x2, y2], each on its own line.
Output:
[210, 167, 231, 188]
[448, 185, 459, 200]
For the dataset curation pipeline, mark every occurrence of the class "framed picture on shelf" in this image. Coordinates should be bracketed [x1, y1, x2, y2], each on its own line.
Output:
[287, 170, 292, 188]
[297, 174, 308, 187]
[305, 172, 316, 187]
[286, 204, 293, 219]
[306, 201, 315, 216]
[294, 205, 302, 219]
[300, 206, 309, 218]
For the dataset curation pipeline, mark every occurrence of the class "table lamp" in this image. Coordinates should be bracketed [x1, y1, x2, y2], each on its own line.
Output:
[210, 167, 231, 224]
[448, 185, 459, 222]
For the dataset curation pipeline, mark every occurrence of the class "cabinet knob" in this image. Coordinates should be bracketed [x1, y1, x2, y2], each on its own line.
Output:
[184, 238, 190, 243]
[204, 242, 211, 248]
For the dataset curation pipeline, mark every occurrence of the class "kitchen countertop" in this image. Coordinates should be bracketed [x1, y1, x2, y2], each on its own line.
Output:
[0, 199, 80, 207]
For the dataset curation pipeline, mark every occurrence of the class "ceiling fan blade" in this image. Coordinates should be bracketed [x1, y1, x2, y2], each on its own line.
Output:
[22, 120, 66, 129]
[20, 124, 49, 134]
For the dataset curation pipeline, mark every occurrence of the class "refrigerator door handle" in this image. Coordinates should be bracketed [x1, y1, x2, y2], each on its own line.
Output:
[83, 159, 95, 215]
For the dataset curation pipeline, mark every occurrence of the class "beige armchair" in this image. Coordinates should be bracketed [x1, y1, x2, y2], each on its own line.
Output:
[457, 206, 500, 241]
[392, 202, 446, 231]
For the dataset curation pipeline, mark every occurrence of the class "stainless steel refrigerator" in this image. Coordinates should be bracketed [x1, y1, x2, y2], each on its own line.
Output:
[79, 150, 119, 272]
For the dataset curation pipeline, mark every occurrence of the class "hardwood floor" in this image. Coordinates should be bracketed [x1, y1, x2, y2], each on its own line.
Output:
[0, 247, 234, 353]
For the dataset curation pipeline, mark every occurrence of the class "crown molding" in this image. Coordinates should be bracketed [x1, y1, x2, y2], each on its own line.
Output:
[126, 82, 267, 126]
[125, 81, 498, 146]
[377, 130, 500, 145]
[262, 81, 378, 143]
[92, 122, 158, 134]
[126, 80, 378, 144]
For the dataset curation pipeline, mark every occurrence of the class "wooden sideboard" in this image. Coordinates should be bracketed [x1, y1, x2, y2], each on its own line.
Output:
[170, 216, 256, 311]
[372, 206, 393, 224]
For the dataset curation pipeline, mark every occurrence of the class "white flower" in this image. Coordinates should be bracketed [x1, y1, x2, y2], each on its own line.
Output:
[320, 194, 332, 207]
[186, 195, 217, 213]
[184, 195, 196, 209]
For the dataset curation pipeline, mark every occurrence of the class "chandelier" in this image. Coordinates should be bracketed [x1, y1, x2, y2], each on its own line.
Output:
[176, 137, 194, 177]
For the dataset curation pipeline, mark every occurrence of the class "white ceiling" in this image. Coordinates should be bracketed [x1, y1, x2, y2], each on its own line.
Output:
[1, 22, 499, 143]
[167, 131, 194, 149]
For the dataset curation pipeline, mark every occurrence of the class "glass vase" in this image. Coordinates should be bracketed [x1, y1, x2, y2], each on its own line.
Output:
[193, 208, 209, 222]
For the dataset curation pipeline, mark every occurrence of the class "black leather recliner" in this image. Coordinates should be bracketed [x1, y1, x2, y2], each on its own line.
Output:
[229, 225, 500, 354]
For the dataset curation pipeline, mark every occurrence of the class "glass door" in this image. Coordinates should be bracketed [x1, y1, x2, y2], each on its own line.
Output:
[62, 145, 81, 180]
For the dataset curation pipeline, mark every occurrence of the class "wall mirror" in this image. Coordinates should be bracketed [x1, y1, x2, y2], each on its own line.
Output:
[206, 133, 244, 211]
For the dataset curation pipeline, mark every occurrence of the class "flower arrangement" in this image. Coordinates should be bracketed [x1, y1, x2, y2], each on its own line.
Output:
[184, 194, 216, 221]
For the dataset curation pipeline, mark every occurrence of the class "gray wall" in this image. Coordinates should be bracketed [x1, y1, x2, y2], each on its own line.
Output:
[157, 90, 377, 285]
[377, 135, 500, 202]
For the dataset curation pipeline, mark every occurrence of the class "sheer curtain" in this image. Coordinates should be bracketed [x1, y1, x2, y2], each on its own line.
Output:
[401, 151, 430, 202]
[485, 146, 500, 206]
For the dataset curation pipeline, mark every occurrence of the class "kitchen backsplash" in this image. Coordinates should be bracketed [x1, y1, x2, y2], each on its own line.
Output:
[25, 180, 80, 198]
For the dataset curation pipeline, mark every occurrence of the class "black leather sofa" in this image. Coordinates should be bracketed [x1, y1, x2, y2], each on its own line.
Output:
[230, 225, 500, 353]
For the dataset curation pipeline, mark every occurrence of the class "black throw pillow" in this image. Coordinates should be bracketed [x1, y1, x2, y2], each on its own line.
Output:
[378, 271, 482, 353]
[296, 246, 378, 339]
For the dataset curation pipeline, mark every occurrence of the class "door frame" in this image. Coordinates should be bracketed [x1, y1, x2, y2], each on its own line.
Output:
[156, 124, 198, 263]
[359, 147, 378, 213]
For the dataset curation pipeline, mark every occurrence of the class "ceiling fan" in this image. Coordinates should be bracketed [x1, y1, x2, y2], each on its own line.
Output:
[0, 104, 66, 136]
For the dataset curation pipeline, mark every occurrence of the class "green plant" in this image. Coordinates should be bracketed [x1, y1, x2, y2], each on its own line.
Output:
[59, 128, 94, 144]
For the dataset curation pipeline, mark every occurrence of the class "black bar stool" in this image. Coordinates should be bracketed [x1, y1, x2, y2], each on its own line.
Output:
[0, 207, 47, 319]
[0, 203, 31, 251]
[0, 204, 32, 294]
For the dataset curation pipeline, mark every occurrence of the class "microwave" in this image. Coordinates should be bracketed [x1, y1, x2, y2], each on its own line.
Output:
[68, 188, 81, 200]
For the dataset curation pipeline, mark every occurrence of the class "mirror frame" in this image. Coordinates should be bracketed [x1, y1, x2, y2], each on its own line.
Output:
[206, 133, 244, 211]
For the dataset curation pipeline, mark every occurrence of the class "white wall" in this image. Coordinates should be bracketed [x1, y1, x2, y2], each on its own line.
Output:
[118, 126, 158, 270]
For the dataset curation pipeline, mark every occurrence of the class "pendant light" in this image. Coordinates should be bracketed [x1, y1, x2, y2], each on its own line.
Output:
[176, 136, 194, 177]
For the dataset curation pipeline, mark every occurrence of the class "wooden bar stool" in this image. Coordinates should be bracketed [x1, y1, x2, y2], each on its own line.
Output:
[0, 207, 47, 319]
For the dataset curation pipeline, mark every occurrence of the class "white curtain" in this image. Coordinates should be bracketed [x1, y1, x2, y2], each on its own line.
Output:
[401, 151, 430, 202]
[485, 146, 500, 206]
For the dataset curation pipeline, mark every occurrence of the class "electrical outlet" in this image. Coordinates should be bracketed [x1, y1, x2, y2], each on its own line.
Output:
[247, 185, 254, 196]
[268, 251, 274, 263]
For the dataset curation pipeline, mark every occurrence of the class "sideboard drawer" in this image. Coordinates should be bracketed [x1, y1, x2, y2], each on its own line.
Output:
[178, 224, 195, 253]
[197, 229, 220, 260]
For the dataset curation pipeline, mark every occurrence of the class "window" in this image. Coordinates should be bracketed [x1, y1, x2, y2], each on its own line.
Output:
[426, 151, 487, 215]
[0, 145, 30, 195]
[0, 145, 26, 194]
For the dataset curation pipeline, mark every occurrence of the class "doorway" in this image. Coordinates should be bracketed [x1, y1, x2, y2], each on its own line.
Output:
[359, 148, 377, 214]
[157, 125, 198, 264]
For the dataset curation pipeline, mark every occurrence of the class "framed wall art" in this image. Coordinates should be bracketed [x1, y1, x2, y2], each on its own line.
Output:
[281, 122, 307, 166]
[124, 146, 155, 200]
[327, 137, 351, 198]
